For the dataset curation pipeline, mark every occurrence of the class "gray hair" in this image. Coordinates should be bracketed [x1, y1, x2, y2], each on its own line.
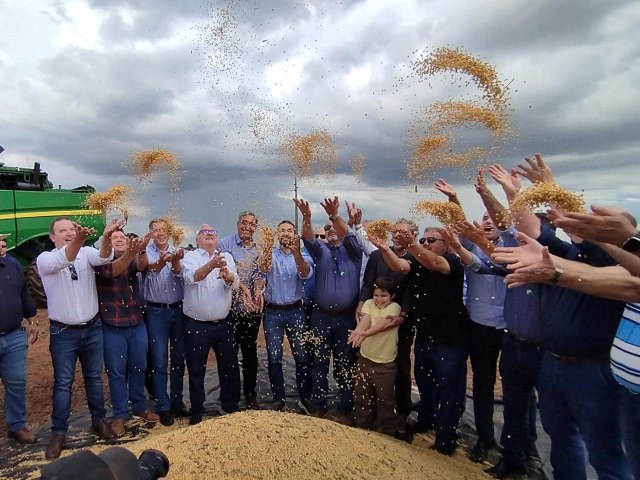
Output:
[396, 217, 419, 236]
[237, 211, 258, 224]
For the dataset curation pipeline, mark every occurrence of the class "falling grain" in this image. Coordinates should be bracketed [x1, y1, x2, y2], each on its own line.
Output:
[411, 200, 466, 226]
[510, 182, 585, 214]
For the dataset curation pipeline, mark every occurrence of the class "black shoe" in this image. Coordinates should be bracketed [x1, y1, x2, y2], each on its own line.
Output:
[469, 439, 496, 463]
[189, 413, 203, 426]
[526, 457, 549, 480]
[170, 402, 191, 418]
[159, 411, 174, 427]
[485, 458, 528, 479]
[430, 443, 456, 456]
[271, 400, 286, 411]
[393, 430, 414, 444]
[297, 398, 312, 415]
[246, 398, 261, 411]
[406, 417, 434, 434]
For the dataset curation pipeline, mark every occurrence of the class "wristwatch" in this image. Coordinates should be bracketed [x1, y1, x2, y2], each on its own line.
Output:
[549, 267, 563, 284]
[328, 214, 340, 221]
[622, 234, 640, 253]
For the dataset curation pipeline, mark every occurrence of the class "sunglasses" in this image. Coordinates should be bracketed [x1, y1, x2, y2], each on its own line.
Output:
[419, 236, 444, 245]
[315, 234, 326, 239]
[69, 264, 78, 281]
[323, 225, 332, 231]
[198, 229, 218, 236]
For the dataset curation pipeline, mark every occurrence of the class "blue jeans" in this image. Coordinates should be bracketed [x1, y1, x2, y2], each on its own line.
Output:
[0, 328, 28, 432]
[310, 309, 356, 413]
[49, 319, 106, 434]
[103, 322, 149, 418]
[538, 352, 631, 480]
[184, 317, 240, 413]
[620, 388, 640, 480]
[414, 337, 467, 451]
[263, 306, 311, 402]
[499, 334, 544, 468]
[147, 306, 186, 412]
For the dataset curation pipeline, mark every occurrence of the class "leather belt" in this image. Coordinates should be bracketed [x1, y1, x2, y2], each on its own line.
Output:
[147, 301, 183, 309]
[265, 300, 303, 311]
[506, 331, 540, 349]
[186, 317, 225, 325]
[50, 316, 98, 330]
[551, 352, 610, 365]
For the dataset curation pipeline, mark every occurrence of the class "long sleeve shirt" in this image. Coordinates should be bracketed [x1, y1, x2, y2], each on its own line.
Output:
[0, 255, 36, 332]
[460, 237, 507, 329]
[37, 245, 111, 324]
[182, 248, 238, 321]
[303, 232, 362, 312]
[142, 243, 184, 304]
[537, 226, 625, 357]
[262, 248, 313, 305]
[94, 258, 144, 327]
[217, 233, 260, 312]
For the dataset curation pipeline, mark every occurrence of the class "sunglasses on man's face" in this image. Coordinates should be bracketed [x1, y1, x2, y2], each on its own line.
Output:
[198, 229, 218, 236]
[419, 236, 443, 245]
[315, 234, 326, 239]
[323, 225, 332, 231]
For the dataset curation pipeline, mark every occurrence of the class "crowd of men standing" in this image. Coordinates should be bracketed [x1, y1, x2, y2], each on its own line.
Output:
[0, 154, 639, 480]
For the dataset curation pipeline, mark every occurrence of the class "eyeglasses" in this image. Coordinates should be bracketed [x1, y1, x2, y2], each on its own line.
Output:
[68, 264, 78, 281]
[198, 229, 218, 236]
[315, 234, 326, 239]
[323, 225, 332, 231]
[419, 237, 444, 245]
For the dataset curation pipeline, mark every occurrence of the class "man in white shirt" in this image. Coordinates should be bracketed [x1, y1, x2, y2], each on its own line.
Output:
[37, 217, 120, 460]
[182, 224, 240, 425]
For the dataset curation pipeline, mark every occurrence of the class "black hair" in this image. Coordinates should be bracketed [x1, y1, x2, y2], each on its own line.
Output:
[373, 276, 397, 295]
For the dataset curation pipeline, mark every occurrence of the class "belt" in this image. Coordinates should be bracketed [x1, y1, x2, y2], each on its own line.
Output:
[507, 331, 540, 349]
[317, 305, 354, 316]
[147, 301, 183, 309]
[265, 300, 303, 311]
[551, 352, 610, 365]
[186, 317, 225, 325]
[50, 316, 98, 330]
[0, 326, 20, 336]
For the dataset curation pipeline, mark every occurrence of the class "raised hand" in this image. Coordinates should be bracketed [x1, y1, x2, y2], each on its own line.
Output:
[491, 232, 545, 270]
[487, 164, 521, 197]
[209, 252, 227, 270]
[515, 153, 554, 184]
[103, 218, 125, 239]
[72, 222, 96, 242]
[434, 178, 457, 200]
[368, 235, 389, 251]
[293, 198, 311, 217]
[345, 201, 362, 225]
[442, 228, 462, 253]
[453, 220, 486, 245]
[549, 205, 637, 247]
[474, 169, 489, 196]
[321, 196, 340, 217]
[504, 247, 557, 288]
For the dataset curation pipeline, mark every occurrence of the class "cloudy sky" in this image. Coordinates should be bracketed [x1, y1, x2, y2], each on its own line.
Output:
[1, 0, 639, 239]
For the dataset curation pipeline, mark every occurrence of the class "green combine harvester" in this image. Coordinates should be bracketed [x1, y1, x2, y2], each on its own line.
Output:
[0, 156, 106, 307]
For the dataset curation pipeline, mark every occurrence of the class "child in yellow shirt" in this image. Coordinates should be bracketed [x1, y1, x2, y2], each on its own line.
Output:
[348, 277, 402, 435]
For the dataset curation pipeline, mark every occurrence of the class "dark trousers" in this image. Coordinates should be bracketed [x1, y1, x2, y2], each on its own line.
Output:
[231, 310, 262, 401]
[310, 308, 356, 413]
[354, 354, 397, 435]
[499, 333, 543, 468]
[414, 337, 468, 451]
[469, 321, 503, 444]
[184, 317, 240, 414]
[395, 320, 415, 416]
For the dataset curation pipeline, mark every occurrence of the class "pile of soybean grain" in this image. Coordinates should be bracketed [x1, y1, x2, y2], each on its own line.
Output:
[96, 411, 486, 479]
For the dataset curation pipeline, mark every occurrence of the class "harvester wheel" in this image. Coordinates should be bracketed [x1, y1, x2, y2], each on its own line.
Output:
[26, 260, 47, 308]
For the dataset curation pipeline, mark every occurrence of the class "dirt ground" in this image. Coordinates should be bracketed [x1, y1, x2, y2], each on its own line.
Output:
[0, 309, 501, 440]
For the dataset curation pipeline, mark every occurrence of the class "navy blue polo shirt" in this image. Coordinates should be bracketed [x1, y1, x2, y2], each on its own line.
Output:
[537, 226, 625, 357]
[0, 255, 37, 332]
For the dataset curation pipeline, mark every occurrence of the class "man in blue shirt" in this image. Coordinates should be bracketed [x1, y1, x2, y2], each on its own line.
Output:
[139, 218, 187, 426]
[257, 220, 314, 412]
[218, 211, 263, 410]
[295, 196, 362, 424]
[0, 239, 38, 445]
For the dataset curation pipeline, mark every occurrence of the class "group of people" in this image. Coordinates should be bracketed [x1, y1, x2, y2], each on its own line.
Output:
[1, 154, 638, 480]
